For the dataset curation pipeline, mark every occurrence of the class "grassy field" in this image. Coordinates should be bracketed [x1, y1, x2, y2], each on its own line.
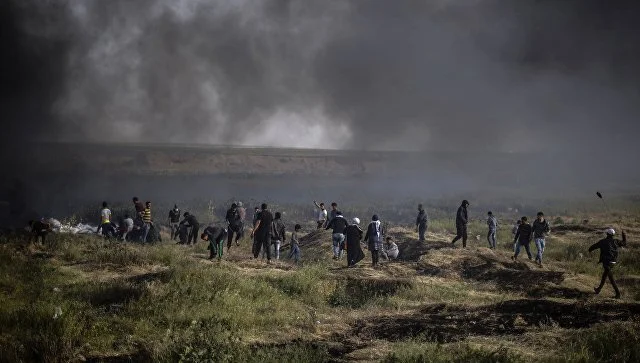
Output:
[1, 210, 640, 362]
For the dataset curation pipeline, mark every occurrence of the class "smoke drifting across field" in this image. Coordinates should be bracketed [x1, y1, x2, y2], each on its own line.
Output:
[2, 0, 640, 153]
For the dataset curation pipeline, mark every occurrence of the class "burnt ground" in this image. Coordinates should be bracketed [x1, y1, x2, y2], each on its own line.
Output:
[350, 299, 640, 344]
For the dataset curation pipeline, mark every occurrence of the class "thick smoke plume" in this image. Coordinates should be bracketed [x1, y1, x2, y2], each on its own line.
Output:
[2, 0, 639, 152]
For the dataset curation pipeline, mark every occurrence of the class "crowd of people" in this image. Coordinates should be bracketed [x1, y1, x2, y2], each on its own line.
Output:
[26, 197, 628, 298]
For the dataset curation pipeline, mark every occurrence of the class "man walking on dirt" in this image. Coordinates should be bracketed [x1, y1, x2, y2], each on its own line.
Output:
[532, 212, 550, 267]
[313, 201, 328, 229]
[589, 228, 627, 299]
[451, 200, 469, 248]
[512, 216, 533, 260]
[416, 204, 428, 242]
[326, 210, 349, 259]
[251, 203, 274, 263]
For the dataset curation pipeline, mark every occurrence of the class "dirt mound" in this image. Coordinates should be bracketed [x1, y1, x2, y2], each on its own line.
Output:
[352, 300, 640, 343]
[299, 229, 331, 248]
[462, 258, 565, 289]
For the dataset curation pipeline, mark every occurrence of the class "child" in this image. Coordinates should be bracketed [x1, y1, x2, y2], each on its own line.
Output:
[382, 236, 399, 261]
[288, 224, 302, 264]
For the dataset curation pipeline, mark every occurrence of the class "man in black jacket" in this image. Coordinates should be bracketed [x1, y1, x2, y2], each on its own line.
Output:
[451, 200, 469, 247]
[225, 203, 242, 250]
[326, 211, 349, 259]
[270, 212, 286, 260]
[512, 216, 533, 260]
[251, 203, 274, 263]
[416, 204, 428, 242]
[589, 228, 627, 299]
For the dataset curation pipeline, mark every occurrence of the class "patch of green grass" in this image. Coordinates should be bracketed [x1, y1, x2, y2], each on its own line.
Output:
[383, 342, 525, 363]
[557, 322, 640, 363]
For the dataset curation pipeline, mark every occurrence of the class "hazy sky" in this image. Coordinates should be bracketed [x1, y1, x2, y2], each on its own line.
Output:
[2, 0, 639, 152]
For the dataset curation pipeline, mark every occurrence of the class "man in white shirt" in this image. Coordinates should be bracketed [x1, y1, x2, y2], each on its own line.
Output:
[313, 200, 328, 229]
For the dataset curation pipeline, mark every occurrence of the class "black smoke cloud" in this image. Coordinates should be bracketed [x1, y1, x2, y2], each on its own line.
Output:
[3, 0, 640, 152]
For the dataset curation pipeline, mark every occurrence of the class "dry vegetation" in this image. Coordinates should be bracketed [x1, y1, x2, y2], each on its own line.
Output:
[1, 211, 640, 362]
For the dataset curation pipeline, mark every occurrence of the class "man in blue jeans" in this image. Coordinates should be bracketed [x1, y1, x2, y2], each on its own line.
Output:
[532, 212, 551, 267]
[325, 211, 349, 259]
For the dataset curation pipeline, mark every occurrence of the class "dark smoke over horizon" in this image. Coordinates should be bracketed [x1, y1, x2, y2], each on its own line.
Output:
[2, 0, 640, 154]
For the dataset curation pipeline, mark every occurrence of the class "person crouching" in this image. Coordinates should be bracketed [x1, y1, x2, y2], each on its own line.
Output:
[201, 226, 227, 260]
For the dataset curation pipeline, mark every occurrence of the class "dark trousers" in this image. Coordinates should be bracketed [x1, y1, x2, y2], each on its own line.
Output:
[514, 241, 532, 259]
[227, 224, 241, 248]
[418, 223, 427, 241]
[596, 263, 620, 296]
[371, 250, 380, 266]
[253, 235, 272, 261]
[33, 232, 48, 244]
[188, 225, 199, 244]
[317, 221, 325, 229]
[452, 225, 468, 247]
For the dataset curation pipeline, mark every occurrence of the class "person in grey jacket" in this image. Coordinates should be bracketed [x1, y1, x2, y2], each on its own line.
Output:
[487, 211, 498, 249]
[416, 204, 428, 242]
[451, 200, 469, 247]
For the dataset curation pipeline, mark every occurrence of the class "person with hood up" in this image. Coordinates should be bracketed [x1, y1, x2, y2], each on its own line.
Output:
[201, 225, 227, 260]
[451, 200, 469, 248]
[225, 203, 242, 250]
[344, 217, 365, 267]
[325, 210, 349, 259]
[364, 215, 384, 267]
[589, 228, 627, 299]
[487, 211, 498, 249]
[168, 204, 181, 241]
[416, 204, 428, 242]
[270, 212, 286, 260]
[512, 216, 533, 260]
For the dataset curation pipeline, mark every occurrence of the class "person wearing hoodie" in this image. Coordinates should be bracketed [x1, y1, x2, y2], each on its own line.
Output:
[532, 212, 551, 267]
[487, 211, 498, 249]
[589, 228, 627, 299]
[201, 225, 227, 260]
[344, 217, 365, 267]
[270, 212, 286, 260]
[451, 200, 469, 247]
[364, 215, 384, 267]
[512, 216, 533, 260]
[325, 210, 349, 259]
[168, 204, 181, 241]
[416, 204, 428, 242]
